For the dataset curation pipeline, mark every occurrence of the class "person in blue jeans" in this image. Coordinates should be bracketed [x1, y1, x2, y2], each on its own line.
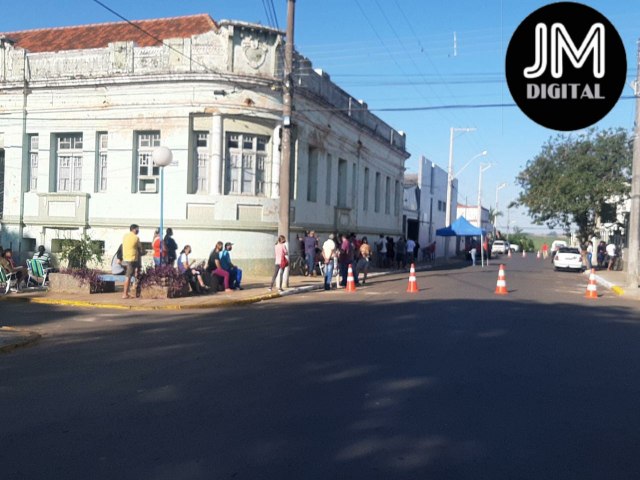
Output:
[322, 234, 336, 290]
[219, 242, 243, 290]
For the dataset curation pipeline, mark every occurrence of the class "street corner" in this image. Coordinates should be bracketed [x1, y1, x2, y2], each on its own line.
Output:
[0, 326, 41, 353]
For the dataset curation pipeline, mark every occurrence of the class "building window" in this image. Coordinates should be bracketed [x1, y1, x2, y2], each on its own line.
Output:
[337, 159, 348, 208]
[375, 172, 381, 213]
[363, 167, 369, 211]
[136, 131, 161, 193]
[57, 134, 83, 192]
[28, 134, 38, 191]
[307, 147, 318, 202]
[395, 180, 401, 215]
[225, 132, 268, 196]
[195, 131, 209, 194]
[325, 154, 332, 206]
[385, 177, 391, 214]
[97, 133, 108, 192]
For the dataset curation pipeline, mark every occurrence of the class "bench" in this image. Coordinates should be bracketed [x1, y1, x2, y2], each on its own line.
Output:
[98, 274, 134, 283]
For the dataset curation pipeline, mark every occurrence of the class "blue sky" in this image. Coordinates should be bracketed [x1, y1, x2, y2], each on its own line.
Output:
[3, 0, 639, 234]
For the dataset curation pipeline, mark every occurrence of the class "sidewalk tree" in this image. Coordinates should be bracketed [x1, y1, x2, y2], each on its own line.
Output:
[515, 128, 632, 245]
[59, 233, 103, 269]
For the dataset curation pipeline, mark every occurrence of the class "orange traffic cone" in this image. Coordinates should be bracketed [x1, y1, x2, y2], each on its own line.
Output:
[522, 250, 527, 258]
[585, 268, 598, 299]
[536, 250, 541, 259]
[406, 263, 419, 293]
[495, 264, 508, 295]
[507, 249, 512, 258]
[345, 264, 357, 292]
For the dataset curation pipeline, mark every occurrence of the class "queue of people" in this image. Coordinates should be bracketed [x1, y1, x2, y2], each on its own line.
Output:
[112, 225, 243, 298]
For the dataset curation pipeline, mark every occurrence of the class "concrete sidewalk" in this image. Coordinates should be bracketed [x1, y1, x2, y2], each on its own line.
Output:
[589, 269, 640, 299]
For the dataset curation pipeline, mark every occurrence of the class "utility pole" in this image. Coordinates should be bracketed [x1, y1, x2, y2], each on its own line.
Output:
[278, 0, 295, 240]
[628, 39, 640, 288]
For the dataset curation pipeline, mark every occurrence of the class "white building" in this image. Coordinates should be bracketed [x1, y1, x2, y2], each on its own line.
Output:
[0, 14, 409, 274]
[457, 204, 492, 232]
[403, 156, 453, 259]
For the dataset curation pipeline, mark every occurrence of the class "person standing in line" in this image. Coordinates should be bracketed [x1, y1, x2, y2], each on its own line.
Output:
[586, 240, 593, 269]
[469, 239, 477, 266]
[269, 235, 288, 292]
[406, 237, 416, 267]
[322, 234, 337, 290]
[376, 234, 387, 268]
[395, 236, 407, 270]
[164, 227, 178, 267]
[122, 224, 142, 299]
[606, 242, 617, 271]
[357, 236, 371, 285]
[304, 231, 318, 276]
[152, 229, 167, 267]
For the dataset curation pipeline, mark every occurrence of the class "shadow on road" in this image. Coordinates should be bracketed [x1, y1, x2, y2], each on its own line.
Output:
[1, 296, 640, 480]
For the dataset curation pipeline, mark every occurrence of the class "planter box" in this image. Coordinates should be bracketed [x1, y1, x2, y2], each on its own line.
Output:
[49, 272, 115, 294]
[138, 282, 190, 299]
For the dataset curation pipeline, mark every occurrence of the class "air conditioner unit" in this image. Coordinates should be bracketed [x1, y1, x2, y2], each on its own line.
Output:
[138, 176, 158, 193]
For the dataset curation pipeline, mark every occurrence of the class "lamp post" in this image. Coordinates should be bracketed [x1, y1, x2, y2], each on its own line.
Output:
[477, 162, 492, 267]
[495, 182, 507, 235]
[152, 146, 173, 263]
[445, 127, 476, 258]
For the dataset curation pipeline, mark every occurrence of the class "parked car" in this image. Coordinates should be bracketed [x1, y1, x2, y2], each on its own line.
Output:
[550, 240, 568, 259]
[491, 240, 509, 254]
[553, 247, 583, 271]
[510, 244, 520, 252]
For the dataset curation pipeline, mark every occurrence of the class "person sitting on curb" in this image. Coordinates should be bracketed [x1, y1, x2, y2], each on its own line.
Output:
[220, 242, 243, 290]
[206, 242, 232, 292]
[178, 245, 209, 295]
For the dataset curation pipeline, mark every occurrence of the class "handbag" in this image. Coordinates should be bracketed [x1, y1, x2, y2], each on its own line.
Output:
[280, 247, 289, 269]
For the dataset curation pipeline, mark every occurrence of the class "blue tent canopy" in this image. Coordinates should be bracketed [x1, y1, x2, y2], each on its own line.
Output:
[436, 216, 485, 237]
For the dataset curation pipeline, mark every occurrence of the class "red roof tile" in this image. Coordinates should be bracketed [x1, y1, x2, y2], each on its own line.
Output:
[0, 14, 218, 53]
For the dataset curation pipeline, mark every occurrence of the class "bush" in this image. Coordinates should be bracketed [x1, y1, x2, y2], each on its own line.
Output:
[59, 233, 103, 269]
[137, 264, 188, 298]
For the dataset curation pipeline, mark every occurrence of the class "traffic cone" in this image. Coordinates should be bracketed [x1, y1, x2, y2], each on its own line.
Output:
[536, 250, 541, 259]
[507, 249, 512, 258]
[345, 264, 357, 292]
[495, 264, 508, 295]
[406, 263, 419, 293]
[585, 268, 598, 299]
[522, 250, 527, 258]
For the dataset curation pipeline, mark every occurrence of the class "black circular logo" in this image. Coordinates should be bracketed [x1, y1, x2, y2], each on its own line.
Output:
[505, 2, 626, 131]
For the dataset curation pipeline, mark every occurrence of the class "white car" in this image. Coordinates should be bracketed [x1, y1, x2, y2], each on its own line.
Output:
[553, 247, 583, 271]
[491, 240, 509, 254]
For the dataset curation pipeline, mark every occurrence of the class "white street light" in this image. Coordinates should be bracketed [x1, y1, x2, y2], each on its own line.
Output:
[454, 150, 488, 178]
[445, 127, 476, 258]
[152, 146, 173, 264]
[495, 182, 507, 233]
[477, 162, 492, 267]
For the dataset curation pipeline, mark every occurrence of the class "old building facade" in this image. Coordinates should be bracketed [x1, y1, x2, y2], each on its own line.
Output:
[0, 15, 409, 273]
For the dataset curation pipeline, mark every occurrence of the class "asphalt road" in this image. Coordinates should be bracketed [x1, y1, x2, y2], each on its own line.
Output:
[2, 256, 640, 480]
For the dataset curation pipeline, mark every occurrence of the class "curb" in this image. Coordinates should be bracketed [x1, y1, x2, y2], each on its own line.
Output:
[0, 265, 435, 312]
[587, 271, 625, 296]
[0, 326, 41, 353]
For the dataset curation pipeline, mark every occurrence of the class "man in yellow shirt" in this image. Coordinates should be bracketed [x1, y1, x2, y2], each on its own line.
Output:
[122, 224, 141, 299]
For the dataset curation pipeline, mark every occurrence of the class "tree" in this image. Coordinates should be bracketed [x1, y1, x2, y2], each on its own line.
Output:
[515, 128, 632, 245]
[508, 227, 535, 252]
[487, 207, 502, 234]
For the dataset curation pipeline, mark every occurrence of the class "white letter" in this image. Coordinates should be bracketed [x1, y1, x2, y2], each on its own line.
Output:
[551, 23, 605, 79]
[524, 23, 548, 79]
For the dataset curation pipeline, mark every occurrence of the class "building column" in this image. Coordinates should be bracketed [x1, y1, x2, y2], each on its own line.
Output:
[211, 114, 223, 194]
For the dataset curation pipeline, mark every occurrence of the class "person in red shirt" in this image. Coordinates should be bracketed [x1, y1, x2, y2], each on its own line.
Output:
[152, 229, 167, 266]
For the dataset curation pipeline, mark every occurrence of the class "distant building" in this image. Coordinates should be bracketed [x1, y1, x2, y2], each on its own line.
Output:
[457, 204, 492, 233]
[0, 14, 409, 273]
[403, 156, 453, 259]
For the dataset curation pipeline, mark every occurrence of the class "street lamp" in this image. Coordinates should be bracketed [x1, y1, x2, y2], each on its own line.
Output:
[152, 146, 173, 263]
[477, 162, 492, 267]
[495, 182, 507, 234]
[445, 127, 476, 258]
